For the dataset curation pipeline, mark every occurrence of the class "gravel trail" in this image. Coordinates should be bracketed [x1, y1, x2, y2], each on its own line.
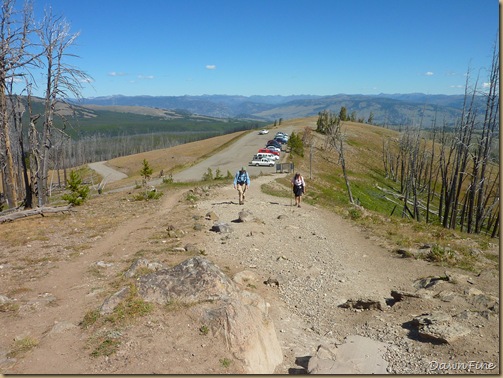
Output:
[191, 174, 499, 374]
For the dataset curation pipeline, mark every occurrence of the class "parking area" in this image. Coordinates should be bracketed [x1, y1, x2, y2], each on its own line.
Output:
[173, 127, 295, 182]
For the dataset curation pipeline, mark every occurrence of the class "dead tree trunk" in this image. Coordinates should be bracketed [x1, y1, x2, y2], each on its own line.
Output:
[0, 204, 74, 223]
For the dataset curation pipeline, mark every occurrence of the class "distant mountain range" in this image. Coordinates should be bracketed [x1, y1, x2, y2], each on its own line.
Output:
[77, 93, 486, 128]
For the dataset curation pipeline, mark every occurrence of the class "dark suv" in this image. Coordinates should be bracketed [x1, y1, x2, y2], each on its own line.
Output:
[274, 136, 288, 144]
[267, 139, 282, 149]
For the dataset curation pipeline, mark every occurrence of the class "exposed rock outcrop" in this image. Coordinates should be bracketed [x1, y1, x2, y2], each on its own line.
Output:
[103, 256, 282, 374]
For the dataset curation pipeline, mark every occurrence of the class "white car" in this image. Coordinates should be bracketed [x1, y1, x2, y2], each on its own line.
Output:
[259, 129, 269, 135]
[255, 153, 279, 161]
[265, 145, 281, 153]
[249, 158, 275, 167]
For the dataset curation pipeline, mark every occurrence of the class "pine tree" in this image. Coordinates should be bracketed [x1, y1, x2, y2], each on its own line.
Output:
[62, 170, 89, 206]
[140, 159, 153, 185]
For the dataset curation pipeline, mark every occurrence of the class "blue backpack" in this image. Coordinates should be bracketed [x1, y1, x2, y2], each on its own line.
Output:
[237, 171, 248, 184]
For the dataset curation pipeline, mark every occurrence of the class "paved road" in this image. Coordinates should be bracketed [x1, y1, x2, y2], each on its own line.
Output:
[89, 126, 298, 185]
[88, 161, 128, 183]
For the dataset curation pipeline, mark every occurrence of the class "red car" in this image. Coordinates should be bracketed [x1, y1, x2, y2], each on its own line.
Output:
[258, 148, 280, 156]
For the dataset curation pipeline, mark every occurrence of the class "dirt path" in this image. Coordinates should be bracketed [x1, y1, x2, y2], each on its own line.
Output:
[1, 190, 185, 374]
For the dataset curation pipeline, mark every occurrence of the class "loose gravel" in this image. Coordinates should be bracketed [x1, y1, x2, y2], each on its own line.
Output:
[192, 174, 499, 374]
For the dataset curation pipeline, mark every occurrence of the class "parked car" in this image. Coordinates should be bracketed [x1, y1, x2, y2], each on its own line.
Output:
[256, 152, 279, 161]
[267, 140, 282, 149]
[259, 129, 269, 135]
[258, 148, 280, 156]
[274, 137, 288, 144]
[265, 145, 281, 153]
[249, 158, 275, 167]
[275, 132, 288, 137]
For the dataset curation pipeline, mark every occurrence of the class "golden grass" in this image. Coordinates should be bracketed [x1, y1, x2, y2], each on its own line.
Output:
[107, 130, 249, 179]
[8, 336, 39, 358]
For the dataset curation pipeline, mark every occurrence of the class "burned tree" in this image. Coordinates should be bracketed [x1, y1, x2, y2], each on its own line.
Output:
[380, 40, 499, 235]
[34, 9, 91, 207]
[318, 110, 354, 204]
[0, 2, 90, 210]
[0, 0, 40, 208]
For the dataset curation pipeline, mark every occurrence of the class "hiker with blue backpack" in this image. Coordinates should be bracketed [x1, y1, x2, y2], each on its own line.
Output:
[233, 166, 250, 205]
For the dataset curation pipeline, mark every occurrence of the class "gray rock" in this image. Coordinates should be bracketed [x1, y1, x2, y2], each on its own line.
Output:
[238, 210, 254, 222]
[307, 336, 388, 374]
[413, 276, 448, 290]
[211, 222, 233, 233]
[137, 256, 237, 304]
[339, 297, 386, 311]
[434, 290, 458, 302]
[411, 311, 471, 344]
[466, 293, 499, 312]
[184, 243, 199, 253]
[418, 322, 471, 344]
[444, 270, 473, 284]
[390, 290, 423, 302]
[412, 311, 452, 325]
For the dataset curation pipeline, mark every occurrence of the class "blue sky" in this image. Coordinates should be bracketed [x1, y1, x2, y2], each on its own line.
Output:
[29, 0, 499, 98]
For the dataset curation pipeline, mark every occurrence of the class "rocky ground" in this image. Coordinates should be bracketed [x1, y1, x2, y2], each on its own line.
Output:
[0, 172, 500, 374]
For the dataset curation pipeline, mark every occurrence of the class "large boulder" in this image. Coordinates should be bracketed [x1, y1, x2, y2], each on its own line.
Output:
[135, 256, 283, 373]
[137, 256, 237, 304]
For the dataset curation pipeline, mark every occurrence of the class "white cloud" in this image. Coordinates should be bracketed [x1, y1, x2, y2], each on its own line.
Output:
[8, 76, 23, 84]
[482, 82, 491, 88]
[138, 75, 154, 80]
[206, 65, 216, 70]
[424, 71, 434, 76]
[108, 71, 127, 77]
[449, 85, 464, 88]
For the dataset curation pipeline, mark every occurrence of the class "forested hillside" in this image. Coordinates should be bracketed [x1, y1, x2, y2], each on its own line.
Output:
[21, 97, 268, 164]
